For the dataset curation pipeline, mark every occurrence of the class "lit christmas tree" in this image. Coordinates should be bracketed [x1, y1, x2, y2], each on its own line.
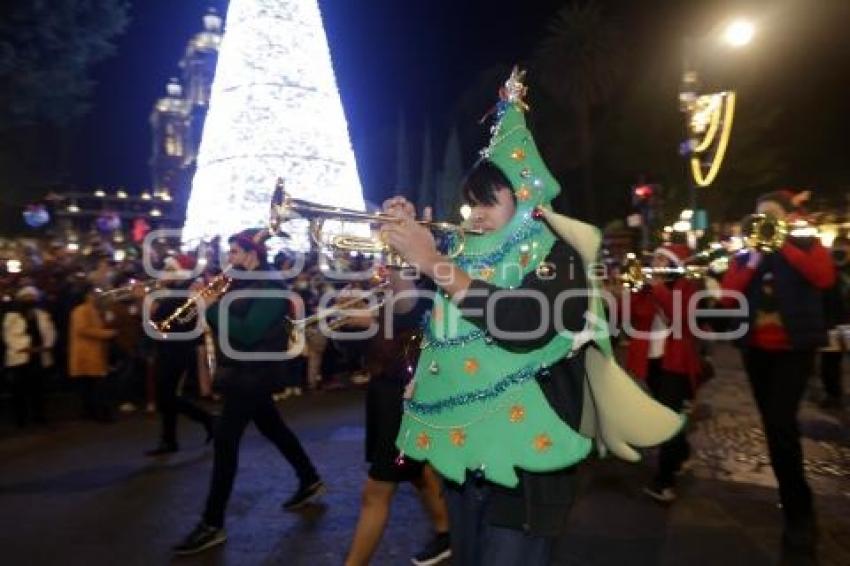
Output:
[182, 0, 365, 250]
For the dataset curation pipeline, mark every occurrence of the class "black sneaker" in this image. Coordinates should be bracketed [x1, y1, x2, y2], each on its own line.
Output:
[173, 522, 226, 555]
[145, 442, 178, 457]
[643, 483, 676, 503]
[282, 479, 326, 511]
[411, 532, 451, 565]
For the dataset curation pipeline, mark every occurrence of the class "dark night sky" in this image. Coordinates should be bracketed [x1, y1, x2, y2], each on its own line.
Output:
[69, 0, 850, 215]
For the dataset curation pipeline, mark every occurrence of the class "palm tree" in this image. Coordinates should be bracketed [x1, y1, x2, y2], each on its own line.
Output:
[534, 1, 621, 222]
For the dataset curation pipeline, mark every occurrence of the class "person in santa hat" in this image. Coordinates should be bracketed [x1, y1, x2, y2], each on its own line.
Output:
[146, 253, 215, 456]
[722, 190, 834, 559]
[623, 242, 703, 503]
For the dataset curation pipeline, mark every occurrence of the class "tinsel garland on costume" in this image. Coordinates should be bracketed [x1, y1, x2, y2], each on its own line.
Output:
[396, 68, 593, 488]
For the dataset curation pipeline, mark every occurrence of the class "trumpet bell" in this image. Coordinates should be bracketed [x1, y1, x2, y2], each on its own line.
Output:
[742, 214, 788, 252]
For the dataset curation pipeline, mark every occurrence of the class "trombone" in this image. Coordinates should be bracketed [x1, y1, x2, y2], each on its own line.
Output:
[149, 269, 233, 333]
[269, 178, 482, 265]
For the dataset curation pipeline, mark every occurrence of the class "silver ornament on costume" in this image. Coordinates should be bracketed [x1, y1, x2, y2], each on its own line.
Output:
[429, 361, 440, 374]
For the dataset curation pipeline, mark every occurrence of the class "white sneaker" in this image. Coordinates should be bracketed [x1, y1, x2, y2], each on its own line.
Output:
[643, 484, 676, 503]
[118, 402, 137, 414]
[350, 372, 371, 385]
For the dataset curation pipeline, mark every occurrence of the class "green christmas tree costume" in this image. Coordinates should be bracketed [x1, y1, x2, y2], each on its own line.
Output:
[397, 68, 684, 488]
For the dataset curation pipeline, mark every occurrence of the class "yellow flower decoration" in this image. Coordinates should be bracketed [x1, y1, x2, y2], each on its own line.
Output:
[416, 432, 431, 450]
[509, 405, 526, 423]
[533, 433, 553, 452]
[516, 186, 532, 202]
[450, 429, 467, 447]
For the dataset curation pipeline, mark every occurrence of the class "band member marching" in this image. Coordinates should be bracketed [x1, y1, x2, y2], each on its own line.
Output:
[622, 244, 703, 503]
[341, 253, 452, 566]
[174, 229, 324, 555]
[721, 191, 835, 559]
[146, 256, 215, 456]
[380, 68, 682, 565]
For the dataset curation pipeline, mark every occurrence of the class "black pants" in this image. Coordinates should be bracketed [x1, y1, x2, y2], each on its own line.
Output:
[819, 350, 843, 400]
[742, 348, 814, 524]
[77, 375, 112, 421]
[8, 362, 46, 426]
[444, 480, 553, 566]
[646, 359, 692, 488]
[156, 343, 212, 446]
[202, 383, 319, 528]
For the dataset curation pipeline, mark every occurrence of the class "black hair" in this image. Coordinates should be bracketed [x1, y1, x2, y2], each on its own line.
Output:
[228, 229, 269, 268]
[461, 159, 515, 206]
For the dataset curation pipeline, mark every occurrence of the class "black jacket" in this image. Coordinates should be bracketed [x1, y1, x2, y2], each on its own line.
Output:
[450, 239, 590, 535]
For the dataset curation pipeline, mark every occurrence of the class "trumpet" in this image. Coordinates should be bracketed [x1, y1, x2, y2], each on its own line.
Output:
[619, 252, 715, 292]
[291, 281, 390, 331]
[95, 278, 165, 305]
[742, 214, 788, 252]
[269, 178, 481, 265]
[149, 270, 233, 333]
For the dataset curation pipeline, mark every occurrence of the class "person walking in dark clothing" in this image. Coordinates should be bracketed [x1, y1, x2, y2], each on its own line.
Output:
[174, 229, 324, 556]
[722, 191, 835, 560]
[146, 261, 214, 456]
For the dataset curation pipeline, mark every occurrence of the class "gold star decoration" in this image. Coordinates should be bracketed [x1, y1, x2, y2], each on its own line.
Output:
[479, 266, 495, 281]
[511, 148, 526, 161]
[535, 261, 555, 278]
[416, 432, 431, 450]
[498, 66, 530, 112]
[519, 244, 531, 267]
[533, 433, 553, 452]
[450, 428, 467, 446]
[509, 405, 526, 423]
[464, 358, 480, 375]
[516, 186, 532, 202]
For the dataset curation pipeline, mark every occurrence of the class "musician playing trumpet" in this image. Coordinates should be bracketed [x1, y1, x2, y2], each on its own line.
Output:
[621, 243, 704, 503]
[721, 190, 834, 559]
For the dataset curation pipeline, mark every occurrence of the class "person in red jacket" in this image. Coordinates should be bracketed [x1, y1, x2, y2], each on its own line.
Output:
[623, 243, 701, 502]
[722, 191, 835, 559]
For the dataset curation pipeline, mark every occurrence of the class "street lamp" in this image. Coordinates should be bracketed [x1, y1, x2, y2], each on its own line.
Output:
[679, 19, 754, 243]
[723, 19, 755, 48]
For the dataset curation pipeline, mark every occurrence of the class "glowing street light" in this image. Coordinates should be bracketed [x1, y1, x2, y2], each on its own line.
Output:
[723, 19, 755, 48]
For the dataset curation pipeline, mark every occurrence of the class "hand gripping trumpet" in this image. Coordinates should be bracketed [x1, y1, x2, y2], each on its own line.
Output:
[269, 178, 482, 266]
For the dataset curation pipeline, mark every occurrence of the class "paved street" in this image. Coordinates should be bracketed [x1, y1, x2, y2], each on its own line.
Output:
[0, 343, 848, 565]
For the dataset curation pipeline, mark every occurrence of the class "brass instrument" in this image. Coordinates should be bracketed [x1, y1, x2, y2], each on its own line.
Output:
[291, 281, 390, 331]
[150, 186, 294, 334]
[269, 178, 482, 265]
[742, 214, 788, 252]
[95, 278, 165, 305]
[150, 270, 233, 333]
[619, 252, 713, 292]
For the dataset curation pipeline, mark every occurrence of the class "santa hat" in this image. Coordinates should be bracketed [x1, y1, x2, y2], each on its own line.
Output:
[757, 189, 811, 214]
[653, 244, 691, 267]
[163, 254, 196, 278]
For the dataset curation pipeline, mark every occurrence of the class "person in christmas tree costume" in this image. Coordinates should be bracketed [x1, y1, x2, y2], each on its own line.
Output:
[381, 68, 683, 564]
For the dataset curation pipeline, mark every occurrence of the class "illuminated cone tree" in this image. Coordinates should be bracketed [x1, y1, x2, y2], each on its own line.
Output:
[182, 0, 365, 249]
